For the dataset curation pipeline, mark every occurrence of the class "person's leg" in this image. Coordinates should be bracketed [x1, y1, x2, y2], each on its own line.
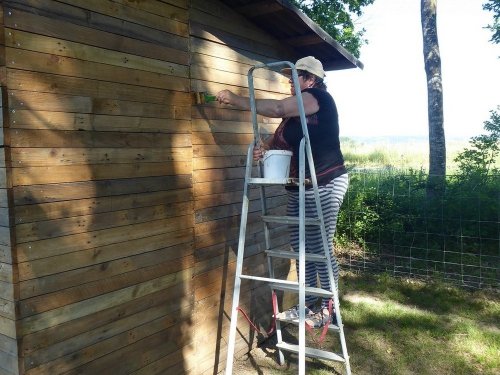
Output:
[287, 190, 317, 307]
[316, 174, 349, 309]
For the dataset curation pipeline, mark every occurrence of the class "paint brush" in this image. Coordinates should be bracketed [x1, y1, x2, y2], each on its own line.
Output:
[193, 92, 217, 104]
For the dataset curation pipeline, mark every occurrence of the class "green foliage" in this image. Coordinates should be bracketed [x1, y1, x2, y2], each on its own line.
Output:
[483, 0, 500, 44]
[291, 0, 375, 57]
[454, 107, 500, 179]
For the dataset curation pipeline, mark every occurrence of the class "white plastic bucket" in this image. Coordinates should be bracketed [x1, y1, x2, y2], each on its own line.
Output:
[263, 150, 293, 178]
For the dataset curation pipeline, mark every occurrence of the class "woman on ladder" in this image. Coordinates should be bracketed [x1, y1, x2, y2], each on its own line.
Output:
[216, 56, 348, 327]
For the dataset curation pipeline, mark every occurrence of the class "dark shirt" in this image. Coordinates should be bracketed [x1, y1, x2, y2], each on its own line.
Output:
[271, 88, 346, 186]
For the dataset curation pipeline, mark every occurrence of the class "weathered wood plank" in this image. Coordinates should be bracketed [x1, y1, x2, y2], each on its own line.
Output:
[194, 156, 248, 170]
[5, 9, 189, 64]
[7, 0, 189, 44]
[12, 161, 191, 186]
[23, 300, 193, 374]
[19, 268, 192, 335]
[20, 282, 190, 355]
[17, 216, 193, 264]
[0, 315, 15, 339]
[194, 178, 245, 197]
[10, 110, 191, 132]
[5, 29, 189, 77]
[194, 167, 253, 184]
[191, 64, 284, 93]
[6, 69, 191, 106]
[51, 317, 192, 375]
[192, 132, 254, 145]
[191, 118, 276, 135]
[15, 188, 192, 224]
[16, 201, 192, 243]
[9, 129, 191, 148]
[0, 229, 11, 249]
[109, 0, 189, 22]
[20, 254, 194, 318]
[0, 281, 14, 302]
[190, 22, 289, 64]
[190, 51, 288, 83]
[128, 348, 186, 375]
[0, 348, 18, 375]
[8, 90, 191, 119]
[12, 147, 192, 167]
[0, 245, 11, 264]
[19, 241, 193, 299]
[14, 175, 192, 205]
[190, 1, 277, 47]
[0, 262, 12, 284]
[55, 0, 189, 36]
[193, 144, 248, 158]
[7, 48, 189, 93]
[0, 297, 15, 320]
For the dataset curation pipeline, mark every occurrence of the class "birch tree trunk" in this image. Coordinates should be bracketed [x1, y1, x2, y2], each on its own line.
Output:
[421, 0, 446, 192]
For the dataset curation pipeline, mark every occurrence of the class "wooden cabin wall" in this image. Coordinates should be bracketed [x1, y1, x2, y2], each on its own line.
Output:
[189, 1, 298, 373]
[0, 4, 20, 375]
[1, 0, 194, 374]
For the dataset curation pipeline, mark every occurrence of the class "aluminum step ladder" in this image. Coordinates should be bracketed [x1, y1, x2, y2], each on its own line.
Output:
[224, 61, 351, 375]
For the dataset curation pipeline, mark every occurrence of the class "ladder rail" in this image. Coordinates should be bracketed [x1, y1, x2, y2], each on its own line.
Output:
[225, 143, 255, 375]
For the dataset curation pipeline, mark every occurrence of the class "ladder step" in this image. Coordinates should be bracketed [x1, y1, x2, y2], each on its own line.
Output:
[275, 314, 340, 332]
[276, 342, 345, 363]
[266, 249, 327, 262]
[262, 215, 321, 226]
[248, 177, 312, 186]
[239, 275, 298, 286]
[270, 283, 333, 298]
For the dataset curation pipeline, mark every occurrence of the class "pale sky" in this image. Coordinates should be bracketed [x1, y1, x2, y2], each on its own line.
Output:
[326, 0, 500, 139]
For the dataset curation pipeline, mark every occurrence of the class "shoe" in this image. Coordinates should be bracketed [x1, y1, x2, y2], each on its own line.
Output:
[276, 305, 314, 321]
[306, 308, 338, 328]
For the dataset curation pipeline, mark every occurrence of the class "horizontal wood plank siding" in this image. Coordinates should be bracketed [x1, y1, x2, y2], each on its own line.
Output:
[0, 0, 303, 373]
[2, 0, 194, 373]
[190, 0, 295, 373]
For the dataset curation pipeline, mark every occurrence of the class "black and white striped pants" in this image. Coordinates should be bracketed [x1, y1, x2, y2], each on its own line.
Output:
[287, 173, 349, 308]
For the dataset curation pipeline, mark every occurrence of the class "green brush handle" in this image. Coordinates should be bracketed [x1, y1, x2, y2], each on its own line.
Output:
[204, 94, 217, 102]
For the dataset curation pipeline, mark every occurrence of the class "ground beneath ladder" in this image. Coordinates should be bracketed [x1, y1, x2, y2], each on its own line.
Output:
[231, 324, 347, 375]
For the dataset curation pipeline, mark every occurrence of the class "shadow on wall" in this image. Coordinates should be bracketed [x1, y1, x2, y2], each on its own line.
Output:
[190, 18, 298, 372]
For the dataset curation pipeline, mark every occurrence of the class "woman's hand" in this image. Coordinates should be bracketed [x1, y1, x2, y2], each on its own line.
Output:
[253, 139, 268, 161]
[216, 90, 237, 105]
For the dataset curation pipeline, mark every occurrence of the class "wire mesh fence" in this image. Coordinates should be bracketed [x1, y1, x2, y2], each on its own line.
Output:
[336, 170, 499, 289]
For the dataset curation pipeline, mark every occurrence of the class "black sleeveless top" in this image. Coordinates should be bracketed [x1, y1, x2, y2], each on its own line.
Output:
[270, 88, 346, 186]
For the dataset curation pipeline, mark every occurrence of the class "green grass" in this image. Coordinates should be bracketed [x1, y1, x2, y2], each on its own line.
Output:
[340, 138, 471, 172]
[238, 272, 500, 375]
[337, 273, 500, 375]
